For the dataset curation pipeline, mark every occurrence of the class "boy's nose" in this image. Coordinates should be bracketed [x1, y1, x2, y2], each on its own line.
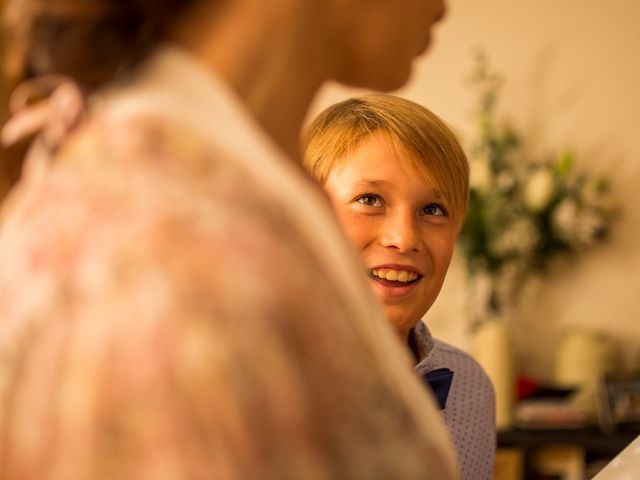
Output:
[379, 213, 422, 253]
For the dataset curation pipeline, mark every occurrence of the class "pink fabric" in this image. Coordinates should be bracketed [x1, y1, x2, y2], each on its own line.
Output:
[0, 47, 459, 479]
[1, 76, 86, 185]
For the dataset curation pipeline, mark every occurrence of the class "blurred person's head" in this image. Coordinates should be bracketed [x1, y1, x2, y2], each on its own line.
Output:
[3, 0, 445, 91]
[319, 0, 446, 91]
[2, 0, 447, 159]
[303, 95, 468, 338]
[3, 0, 201, 88]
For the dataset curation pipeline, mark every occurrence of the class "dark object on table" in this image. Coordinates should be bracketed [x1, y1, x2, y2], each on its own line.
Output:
[514, 376, 583, 430]
[597, 371, 640, 434]
[517, 375, 575, 401]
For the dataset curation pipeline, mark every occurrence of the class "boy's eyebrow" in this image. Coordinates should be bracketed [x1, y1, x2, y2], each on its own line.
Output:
[350, 179, 444, 198]
[351, 179, 387, 187]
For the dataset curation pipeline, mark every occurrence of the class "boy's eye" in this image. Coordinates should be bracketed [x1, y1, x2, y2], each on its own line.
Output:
[356, 194, 382, 207]
[423, 204, 446, 216]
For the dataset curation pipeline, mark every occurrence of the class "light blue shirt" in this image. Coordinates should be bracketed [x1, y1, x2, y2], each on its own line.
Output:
[411, 322, 497, 480]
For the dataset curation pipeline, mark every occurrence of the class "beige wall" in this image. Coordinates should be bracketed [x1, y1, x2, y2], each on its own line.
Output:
[312, 0, 640, 378]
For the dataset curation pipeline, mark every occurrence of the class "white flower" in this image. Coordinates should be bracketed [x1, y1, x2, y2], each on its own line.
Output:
[497, 171, 515, 191]
[552, 199, 605, 247]
[524, 167, 555, 212]
[469, 153, 493, 191]
[489, 217, 539, 257]
[551, 199, 579, 242]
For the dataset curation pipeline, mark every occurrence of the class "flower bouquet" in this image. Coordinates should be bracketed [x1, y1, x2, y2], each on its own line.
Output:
[457, 54, 616, 327]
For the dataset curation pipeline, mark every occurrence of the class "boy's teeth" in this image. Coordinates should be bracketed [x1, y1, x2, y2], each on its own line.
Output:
[372, 268, 418, 282]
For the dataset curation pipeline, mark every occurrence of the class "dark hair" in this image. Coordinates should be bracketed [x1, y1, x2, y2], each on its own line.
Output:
[3, 0, 198, 89]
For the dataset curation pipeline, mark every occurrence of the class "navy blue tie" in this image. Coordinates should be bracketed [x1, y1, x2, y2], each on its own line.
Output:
[422, 368, 454, 410]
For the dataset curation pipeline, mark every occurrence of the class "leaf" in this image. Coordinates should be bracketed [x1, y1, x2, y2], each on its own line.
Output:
[555, 150, 574, 176]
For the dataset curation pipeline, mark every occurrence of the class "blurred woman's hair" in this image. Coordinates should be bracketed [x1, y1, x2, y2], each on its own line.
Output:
[2, 0, 200, 88]
[303, 94, 470, 231]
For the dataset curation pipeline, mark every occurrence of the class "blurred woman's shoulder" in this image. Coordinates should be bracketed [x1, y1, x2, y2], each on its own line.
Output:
[0, 108, 459, 479]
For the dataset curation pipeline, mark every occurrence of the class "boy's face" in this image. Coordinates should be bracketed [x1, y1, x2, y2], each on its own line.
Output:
[324, 133, 457, 339]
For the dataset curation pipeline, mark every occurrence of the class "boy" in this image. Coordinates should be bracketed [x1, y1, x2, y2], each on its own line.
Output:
[304, 94, 496, 480]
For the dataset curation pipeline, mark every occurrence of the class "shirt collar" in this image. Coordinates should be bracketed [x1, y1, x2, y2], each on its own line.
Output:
[409, 321, 436, 366]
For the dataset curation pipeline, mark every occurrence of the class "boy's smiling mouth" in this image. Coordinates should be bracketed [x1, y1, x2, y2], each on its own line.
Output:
[369, 268, 422, 287]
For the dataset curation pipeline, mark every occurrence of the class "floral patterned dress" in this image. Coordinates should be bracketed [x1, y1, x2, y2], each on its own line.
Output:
[0, 46, 458, 479]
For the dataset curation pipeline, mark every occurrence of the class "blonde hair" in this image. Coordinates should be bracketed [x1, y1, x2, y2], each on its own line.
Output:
[303, 94, 469, 230]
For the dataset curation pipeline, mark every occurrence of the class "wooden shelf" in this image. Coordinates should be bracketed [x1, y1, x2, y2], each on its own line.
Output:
[498, 426, 637, 455]
[495, 427, 639, 480]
